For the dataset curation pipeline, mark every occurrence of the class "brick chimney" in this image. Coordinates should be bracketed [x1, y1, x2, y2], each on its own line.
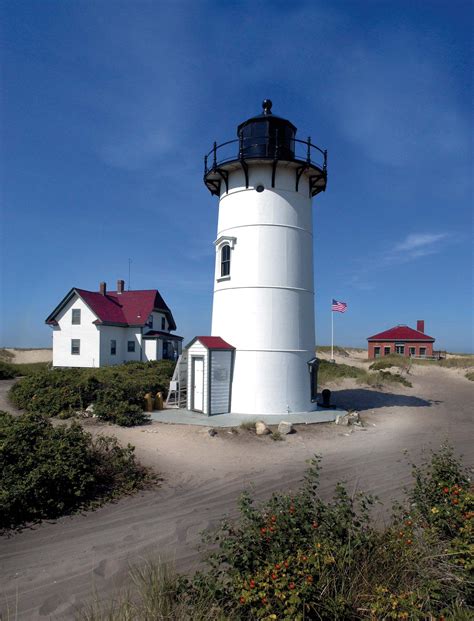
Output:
[117, 279, 125, 294]
[417, 320, 425, 333]
[100, 282, 107, 295]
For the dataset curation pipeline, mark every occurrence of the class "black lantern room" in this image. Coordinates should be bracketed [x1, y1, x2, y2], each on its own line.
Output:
[204, 99, 327, 197]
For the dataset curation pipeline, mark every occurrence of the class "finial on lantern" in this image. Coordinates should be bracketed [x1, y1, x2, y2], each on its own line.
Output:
[262, 99, 272, 115]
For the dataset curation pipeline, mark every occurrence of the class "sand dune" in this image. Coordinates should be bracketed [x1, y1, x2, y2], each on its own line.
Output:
[0, 363, 473, 620]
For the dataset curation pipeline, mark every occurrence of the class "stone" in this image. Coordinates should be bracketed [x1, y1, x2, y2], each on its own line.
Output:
[335, 414, 350, 426]
[208, 428, 217, 437]
[255, 421, 271, 435]
[85, 404, 95, 413]
[278, 421, 293, 435]
[348, 411, 360, 424]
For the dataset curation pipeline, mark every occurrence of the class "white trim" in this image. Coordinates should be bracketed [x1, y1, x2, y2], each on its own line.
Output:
[214, 235, 237, 250]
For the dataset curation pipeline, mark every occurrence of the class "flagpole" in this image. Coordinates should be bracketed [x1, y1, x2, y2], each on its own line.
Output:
[331, 304, 334, 361]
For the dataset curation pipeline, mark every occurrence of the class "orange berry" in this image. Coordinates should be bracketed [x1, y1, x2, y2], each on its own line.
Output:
[271, 573, 277, 580]
[275, 563, 281, 570]
[284, 560, 289, 568]
[306, 575, 313, 583]
[289, 582, 295, 590]
[239, 596, 246, 604]
[261, 527, 266, 534]
[443, 487, 449, 493]
[249, 580, 255, 589]
[453, 499, 459, 505]
[406, 539, 412, 545]
[302, 555, 307, 561]
[271, 515, 277, 523]
[312, 521, 318, 529]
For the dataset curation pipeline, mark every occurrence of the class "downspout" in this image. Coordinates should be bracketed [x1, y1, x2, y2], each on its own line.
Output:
[140, 327, 143, 361]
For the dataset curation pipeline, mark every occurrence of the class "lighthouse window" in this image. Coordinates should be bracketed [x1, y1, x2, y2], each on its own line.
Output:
[221, 244, 231, 277]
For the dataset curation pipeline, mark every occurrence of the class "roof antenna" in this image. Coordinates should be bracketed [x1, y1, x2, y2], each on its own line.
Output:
[128, 258, 132, 291]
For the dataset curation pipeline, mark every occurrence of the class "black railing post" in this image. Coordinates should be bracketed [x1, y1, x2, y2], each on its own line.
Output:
[275, 129, 279, 159]
[204, 155, 208, 175]
[213, 141, 217, 169]
[239, 131, 243, 159]
[323, 149, 327, 171]
[306, 137, 311, 163]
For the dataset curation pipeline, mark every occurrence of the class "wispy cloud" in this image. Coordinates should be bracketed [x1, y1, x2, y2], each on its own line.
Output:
[347, 231, 452, 290]
[394, 232, 448, 252]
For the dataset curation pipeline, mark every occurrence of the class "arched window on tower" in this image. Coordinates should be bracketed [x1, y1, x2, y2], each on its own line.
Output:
[221, 244, 231, 277]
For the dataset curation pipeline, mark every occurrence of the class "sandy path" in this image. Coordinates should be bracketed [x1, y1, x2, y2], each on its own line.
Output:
[1, 366, 472, 620]
[0, 379, 21, 415]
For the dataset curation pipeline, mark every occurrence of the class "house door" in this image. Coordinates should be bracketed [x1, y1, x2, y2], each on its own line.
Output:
[192, 357, 204, 412]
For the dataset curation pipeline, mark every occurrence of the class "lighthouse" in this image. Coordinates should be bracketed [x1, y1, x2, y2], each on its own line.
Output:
[195, 100, 327, 416]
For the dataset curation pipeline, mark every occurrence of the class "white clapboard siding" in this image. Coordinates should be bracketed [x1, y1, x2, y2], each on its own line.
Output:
[209, 350, 232, 414]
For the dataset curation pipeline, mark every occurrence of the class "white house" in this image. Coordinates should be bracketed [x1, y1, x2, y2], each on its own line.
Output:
[46, 280, 183, 367]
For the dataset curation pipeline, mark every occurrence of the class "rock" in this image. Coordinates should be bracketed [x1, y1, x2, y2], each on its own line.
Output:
[348, 411, 360, 424]
[335, 414, 350, 426]
[85, 404, 95, 413]
[208, 428, 217, 437]
[278, 421, 293, 435]
[256, 421, 271, 435]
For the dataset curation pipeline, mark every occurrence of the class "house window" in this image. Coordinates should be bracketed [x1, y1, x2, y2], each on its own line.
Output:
[374, 346, 381, 358]
[409, 347, 416, 357]
[161, 317, 166, 330]
[221, 244, 231, 277]
[111, 340, 117, 355]
[71, 339, 80, 355]
[147, 314, 153, 328]
[384, 346, 391, 356]
[72, 309, 81, 324]
[127, 340, 135, 353]
[395, 344, 405, 355]
[419, 347, 426, 357]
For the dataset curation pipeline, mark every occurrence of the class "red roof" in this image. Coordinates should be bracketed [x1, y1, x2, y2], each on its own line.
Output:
[367, 325, 435, 342]
[46, 288, 177, 330]
[192, 336, 235, 350]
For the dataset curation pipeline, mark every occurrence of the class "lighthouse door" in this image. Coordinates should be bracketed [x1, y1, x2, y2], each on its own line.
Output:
[192, 357, 204, 412]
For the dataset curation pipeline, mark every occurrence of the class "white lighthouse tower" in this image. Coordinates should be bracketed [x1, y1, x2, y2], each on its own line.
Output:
[201, 100, 327, 416]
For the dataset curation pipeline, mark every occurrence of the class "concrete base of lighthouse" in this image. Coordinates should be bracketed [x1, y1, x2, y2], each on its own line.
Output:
[151, 407, 344, 427]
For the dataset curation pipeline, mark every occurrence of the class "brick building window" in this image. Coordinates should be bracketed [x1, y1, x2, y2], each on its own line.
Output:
[384, 346, 391, 356]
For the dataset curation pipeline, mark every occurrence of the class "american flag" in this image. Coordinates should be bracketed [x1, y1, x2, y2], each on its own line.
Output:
[332, 299, 347, 313]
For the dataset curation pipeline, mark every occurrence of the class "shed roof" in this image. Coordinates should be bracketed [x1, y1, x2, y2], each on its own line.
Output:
[187, 336, 235, 350]
[367, 325, 435, 342]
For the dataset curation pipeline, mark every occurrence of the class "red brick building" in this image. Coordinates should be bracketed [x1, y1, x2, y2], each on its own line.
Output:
[367, 320, 435, 359]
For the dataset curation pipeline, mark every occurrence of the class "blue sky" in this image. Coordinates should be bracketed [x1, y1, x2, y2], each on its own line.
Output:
[1, 0, 472, 352]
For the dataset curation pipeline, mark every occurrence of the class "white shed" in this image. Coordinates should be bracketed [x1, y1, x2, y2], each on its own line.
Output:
[186, 337, 235, 415]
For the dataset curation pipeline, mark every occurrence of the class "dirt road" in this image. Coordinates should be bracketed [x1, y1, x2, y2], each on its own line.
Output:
[1, 365, 472, 620]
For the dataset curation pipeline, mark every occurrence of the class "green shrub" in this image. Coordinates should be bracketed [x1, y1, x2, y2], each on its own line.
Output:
[318, 359, 366, 384]
[465, 371, 474, 381]
[319, 360, 412, 389]
[0, 360, 50, 379]
[9, 360, 174, 426]
[0, 361, 19, 379]
[182, 448, 472, 619]
[0, 411, 151, 530]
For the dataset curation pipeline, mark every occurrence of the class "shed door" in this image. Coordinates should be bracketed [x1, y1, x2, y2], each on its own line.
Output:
[192, 357, 204, 412]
